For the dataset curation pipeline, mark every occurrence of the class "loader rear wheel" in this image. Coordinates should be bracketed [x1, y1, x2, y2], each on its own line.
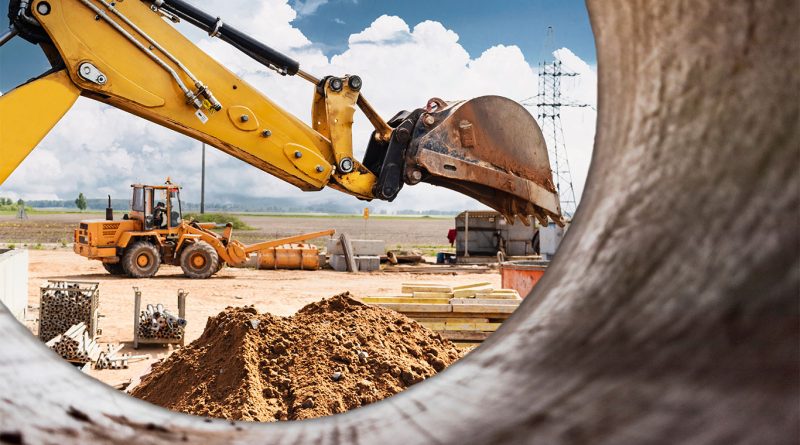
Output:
[121, 241, 161, 278]
[180, 242, 219, 279]
[102, 262, 125, 275]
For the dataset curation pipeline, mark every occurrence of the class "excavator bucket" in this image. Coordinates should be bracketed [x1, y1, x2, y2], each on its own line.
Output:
[400, 96, 563, 225]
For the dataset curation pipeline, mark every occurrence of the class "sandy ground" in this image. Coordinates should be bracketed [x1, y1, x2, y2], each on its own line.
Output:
[24, 250, 499, 390]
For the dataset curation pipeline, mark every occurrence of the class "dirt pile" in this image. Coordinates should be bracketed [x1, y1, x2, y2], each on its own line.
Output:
[130, 293, 461, 421]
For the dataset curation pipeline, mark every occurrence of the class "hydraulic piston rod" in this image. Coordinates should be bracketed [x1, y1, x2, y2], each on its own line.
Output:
[148, 0, 299, 76]
[0, 25, 18, 47]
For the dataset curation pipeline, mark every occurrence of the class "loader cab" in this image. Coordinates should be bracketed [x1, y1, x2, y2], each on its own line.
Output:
[130, 182, 182, 231]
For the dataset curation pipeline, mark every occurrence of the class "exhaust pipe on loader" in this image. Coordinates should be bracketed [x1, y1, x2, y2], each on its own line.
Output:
[105, 195, 113, 221]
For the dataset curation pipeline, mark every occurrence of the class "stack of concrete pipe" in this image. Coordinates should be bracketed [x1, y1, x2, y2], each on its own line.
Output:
[44, 322, 99, 364]
[137, 304, 186, 341]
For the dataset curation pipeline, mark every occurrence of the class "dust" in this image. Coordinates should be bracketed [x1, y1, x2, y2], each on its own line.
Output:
[130, 292, 461, 421]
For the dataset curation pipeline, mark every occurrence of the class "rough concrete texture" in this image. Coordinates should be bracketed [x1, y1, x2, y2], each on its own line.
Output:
[0, 0, 797, 444]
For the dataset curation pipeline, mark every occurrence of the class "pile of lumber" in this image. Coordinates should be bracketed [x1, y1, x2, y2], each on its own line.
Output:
[45, 322, 100, 364]
[359, 282, 522, 349]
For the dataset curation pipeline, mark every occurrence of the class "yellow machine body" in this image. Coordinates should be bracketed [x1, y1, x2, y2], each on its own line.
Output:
[71, 180, 335, 278]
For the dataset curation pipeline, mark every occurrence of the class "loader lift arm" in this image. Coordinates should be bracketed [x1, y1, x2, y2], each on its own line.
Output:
[183, 223, 334, 268]
[1, 0, 562, 225]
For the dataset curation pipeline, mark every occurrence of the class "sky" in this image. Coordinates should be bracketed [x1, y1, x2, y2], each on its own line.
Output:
[0, 0, 597, 213]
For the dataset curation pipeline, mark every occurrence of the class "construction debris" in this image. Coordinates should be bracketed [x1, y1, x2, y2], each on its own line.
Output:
[38, 280, 99, 342]
[45, 322, 100, 364]
[96, 344, 149, 370]
[327, 236, 384, 272]
[359, 282, 522, 349]
[130, 293, 460, 422]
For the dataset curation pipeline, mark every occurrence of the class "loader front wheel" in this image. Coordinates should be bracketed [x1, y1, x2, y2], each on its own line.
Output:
[121, 241, 161, 278]
[180, 242, 219, 279]
[102, 262, 125, 275]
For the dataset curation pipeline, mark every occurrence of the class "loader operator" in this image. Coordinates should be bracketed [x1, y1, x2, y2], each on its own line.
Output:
[153, 202, 167, 229]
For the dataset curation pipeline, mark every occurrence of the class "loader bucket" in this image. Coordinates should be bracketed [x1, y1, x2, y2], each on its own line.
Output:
[404, 96, 563, 225]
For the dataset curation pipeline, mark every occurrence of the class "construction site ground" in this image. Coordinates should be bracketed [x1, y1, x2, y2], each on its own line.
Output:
[22, 249, 500, 391]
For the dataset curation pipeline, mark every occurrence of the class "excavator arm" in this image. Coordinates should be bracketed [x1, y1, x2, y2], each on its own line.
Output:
[0, 0, 562, 224]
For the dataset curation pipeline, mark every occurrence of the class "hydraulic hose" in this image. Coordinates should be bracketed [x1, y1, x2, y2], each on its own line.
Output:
[153, 0, 300, 76]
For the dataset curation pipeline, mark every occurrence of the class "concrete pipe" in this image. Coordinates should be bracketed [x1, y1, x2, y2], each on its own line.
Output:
[0, 0, 797, 443]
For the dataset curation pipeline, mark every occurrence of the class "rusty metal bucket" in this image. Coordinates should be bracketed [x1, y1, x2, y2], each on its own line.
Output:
[405, 96, 562, 225]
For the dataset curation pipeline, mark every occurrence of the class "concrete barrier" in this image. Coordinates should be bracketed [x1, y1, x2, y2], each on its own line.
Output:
[0, 249, 28, 323]
[325, 238, 385, 256]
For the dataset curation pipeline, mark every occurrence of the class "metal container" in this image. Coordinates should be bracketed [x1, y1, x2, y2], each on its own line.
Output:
[257, 244, 319, 270]
[500, 260, 548, 299]
[455, 211, 537, 258]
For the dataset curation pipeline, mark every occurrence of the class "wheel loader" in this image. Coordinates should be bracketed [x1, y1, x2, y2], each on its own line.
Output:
[73, 179, 335, 278]
[1, 0, 562, 232]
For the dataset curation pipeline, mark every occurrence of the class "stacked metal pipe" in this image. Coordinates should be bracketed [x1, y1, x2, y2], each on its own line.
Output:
[39, 281, 96, 343]
[95, 344, 148, 370]
[137, 303, 186, 340]
[45, 322, 100, 363]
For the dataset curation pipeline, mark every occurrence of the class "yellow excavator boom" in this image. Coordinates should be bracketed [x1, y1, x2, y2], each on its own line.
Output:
[0, 0, 562, 224]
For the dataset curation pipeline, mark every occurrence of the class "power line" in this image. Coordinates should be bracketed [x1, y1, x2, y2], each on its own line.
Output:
[521, 27, 590, 219]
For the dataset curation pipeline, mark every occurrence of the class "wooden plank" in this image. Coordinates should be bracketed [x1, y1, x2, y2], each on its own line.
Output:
[443, 322, 478, 331]
[452, 286, 493, 298]
[361, 297, 451, 304]
[474, 322, 503, 332]
[450, 298, 522, 306]
[401, 284, 453, 293]
[402, 312, 506, 319]
[440, 331, 492, 341]
[375, 303, 452, 313]
[412, 291, 455, 298]
[475, 290, 521, 299]
[452, 342, 482, 350]
[442, 322, 501, 332]
[413, 317, 490, 324]
[452, 304, 518, 314]
[418, 322, 446, 331]
[452, 282, 493, 290]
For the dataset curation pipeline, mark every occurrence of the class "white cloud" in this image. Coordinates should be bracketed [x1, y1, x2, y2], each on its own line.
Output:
[292, 0, 328, 16]
[0, 3, 596, 214]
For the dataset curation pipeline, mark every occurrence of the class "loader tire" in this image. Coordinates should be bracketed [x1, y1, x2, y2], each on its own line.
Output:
[102, 262, 125, 275]
[180, 242, 219, 279]
[121, 241, 161, 278]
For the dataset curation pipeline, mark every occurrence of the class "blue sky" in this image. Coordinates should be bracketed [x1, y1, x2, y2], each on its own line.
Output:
[0, 0, 597, 212]
[290, 0, 594, 61]
[0, 0, 594, 92]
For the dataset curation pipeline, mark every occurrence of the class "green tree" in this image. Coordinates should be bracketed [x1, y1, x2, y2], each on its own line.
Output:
[16, 199, 24, 206]
[75, 193, 87, 212]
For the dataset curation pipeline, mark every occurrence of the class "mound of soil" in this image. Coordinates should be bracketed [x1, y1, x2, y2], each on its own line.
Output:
[130, 293, 461, 421]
